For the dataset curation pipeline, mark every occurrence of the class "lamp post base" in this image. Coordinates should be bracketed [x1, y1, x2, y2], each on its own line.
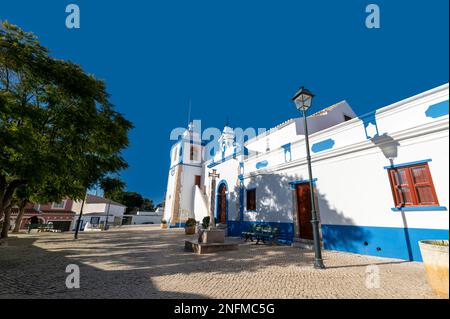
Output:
[314, 259, 326, 269]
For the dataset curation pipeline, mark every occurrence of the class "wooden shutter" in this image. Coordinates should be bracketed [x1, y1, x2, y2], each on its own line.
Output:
[388, 163, 439, 207]
[410, 165, 439, 206]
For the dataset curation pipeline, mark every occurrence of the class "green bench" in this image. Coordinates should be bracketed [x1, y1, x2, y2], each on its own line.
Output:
[241, 224, 279, 245]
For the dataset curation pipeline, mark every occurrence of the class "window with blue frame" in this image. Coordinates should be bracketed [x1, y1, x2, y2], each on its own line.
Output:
[388, 163, 440, 208]
[90, 217, 100, 225]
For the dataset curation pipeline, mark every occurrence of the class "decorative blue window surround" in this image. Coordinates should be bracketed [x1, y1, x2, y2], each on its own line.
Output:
[288, 178, 317, 190]
[391, 206, 447, 212]
[360, 111, 379, 139]
[383, 159, 432, 169]
[281, 143, 292, 162]
[425, 100, 449, 118]
[311, 138, 335, 153]
[255, 160, 268, 169]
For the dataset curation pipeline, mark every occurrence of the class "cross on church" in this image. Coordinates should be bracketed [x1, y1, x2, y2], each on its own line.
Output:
[208, 169, 220, 229]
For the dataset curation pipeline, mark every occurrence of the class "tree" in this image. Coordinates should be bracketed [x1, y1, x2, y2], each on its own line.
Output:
[116, 192, 144, 214]
[100, 177, 125, 200]
[11, 185, 32, 233]
[141, 198, 154, 211]
[100, 177, 125, 230]
[0, 21, 133, 239]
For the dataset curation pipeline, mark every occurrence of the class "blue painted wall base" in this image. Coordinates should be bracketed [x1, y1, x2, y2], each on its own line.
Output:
[169, 223, 186, 228]
[227, 220, 294, 244]
[226, 220, 448, 261]
[321, 224, 449, 261]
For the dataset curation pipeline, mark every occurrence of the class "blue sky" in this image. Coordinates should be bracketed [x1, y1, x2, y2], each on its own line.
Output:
[1, 0, 448, 203]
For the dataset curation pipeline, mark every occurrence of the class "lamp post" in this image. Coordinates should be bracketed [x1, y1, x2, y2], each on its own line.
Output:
[292, 86, 325, 269]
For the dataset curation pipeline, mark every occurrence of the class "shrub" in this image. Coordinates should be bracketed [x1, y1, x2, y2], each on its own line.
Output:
[161, 219, 167, 224]
[202, 216, 210, 229]
[185, 218, 196, 227]
[201, 216, 218, 229]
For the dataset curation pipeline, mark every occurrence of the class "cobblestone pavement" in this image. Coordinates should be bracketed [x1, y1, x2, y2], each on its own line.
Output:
[0, 225, 439, 299]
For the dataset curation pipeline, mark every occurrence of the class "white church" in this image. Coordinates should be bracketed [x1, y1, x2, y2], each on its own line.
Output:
[163, 83, 449, 261]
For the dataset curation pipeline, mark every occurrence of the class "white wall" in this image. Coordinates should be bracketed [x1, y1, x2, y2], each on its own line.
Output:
[164, 83, 449, 237]
[237, 84, 449, 231]
[193, 186, 209, 222]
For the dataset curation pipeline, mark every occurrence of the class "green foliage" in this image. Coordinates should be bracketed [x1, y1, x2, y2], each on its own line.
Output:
[141, 198, 154, 211]
[0, 21, 133, 238]
[113, 191, 144, 214]
[185, 218, 196, 227]
[202, 216, 210, 229]
[100, 177, 125, 200]
[0, 20, 133, 205]
[110, 190, 155, 213]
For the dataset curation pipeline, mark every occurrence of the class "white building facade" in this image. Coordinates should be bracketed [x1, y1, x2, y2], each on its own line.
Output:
[71, 195, 127, 230]
[164, 84, 449, 261]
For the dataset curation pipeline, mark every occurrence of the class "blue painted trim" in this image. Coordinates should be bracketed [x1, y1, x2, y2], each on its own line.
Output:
[239, 162, 244, 176]
[169, 223, 186, 228]
[322, 224, 449, 261]
[383, 159, 432, 169]
[425, 100, 449, 118]
[239, 185, 244, 224]
[391, 206, 447, 212]
[282, 143, 292, 162]
[359, 111, 379, 139]
[256, 160, 268, 169]
[227, 220, 294, 244]
[311, 138, 335, 153]
[289, 178, 317, 189]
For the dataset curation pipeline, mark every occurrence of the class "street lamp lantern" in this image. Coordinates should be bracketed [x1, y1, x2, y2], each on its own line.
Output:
[292, 86, 315, 111]
[292, 85, 325, 269]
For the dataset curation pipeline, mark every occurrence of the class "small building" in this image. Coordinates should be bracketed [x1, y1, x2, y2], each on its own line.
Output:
[10, 201, 77, 232]
[122, 207, 164, 225]
[71, 195, 127, 230]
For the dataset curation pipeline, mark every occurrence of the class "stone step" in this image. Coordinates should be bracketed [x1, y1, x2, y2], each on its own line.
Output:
[185, 239, 239, 254]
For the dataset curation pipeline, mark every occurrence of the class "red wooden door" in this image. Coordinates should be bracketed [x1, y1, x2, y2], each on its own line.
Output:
[296, 183, 313, 240]
[218, 185, 227, 223]
[195, 175, 201, 187]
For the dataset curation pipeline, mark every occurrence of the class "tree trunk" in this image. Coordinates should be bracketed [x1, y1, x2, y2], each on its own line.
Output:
[1, 206, 12, 239]
[12, 202, 27, 233]
[0, 177, 27, 239]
